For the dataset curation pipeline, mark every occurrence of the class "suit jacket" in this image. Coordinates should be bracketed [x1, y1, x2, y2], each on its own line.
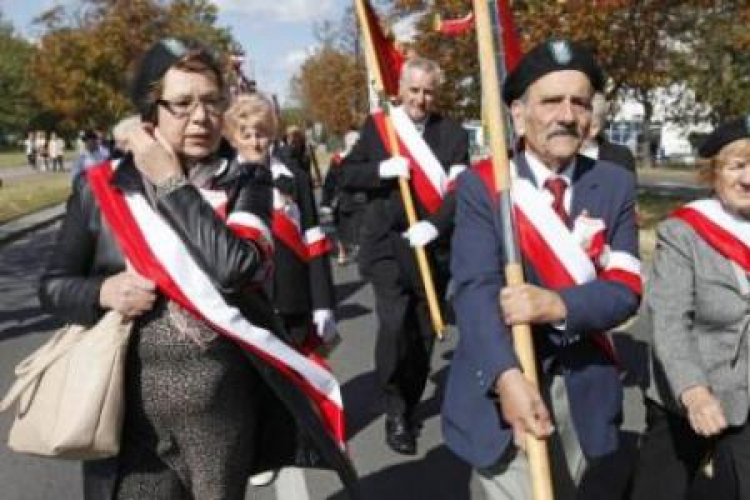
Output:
[645, 218, 750, 427]
[598, 139, 636, 173]
[271, 160, 336, 316]
[340, 112, 469, 268]
[442, 154, 640, 468]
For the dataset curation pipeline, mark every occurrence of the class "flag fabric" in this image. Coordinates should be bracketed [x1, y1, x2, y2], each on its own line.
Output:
[435, 12, 475, 36]
[434, 1, 523, 75]
[361, 0, 405, 97]
[495, 0, 522, 74]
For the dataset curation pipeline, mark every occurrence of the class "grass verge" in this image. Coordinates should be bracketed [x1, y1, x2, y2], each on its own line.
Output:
[0, 173, 70, 224]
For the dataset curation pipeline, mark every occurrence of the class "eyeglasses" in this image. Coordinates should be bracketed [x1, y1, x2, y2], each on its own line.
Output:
[157, 95, 228, 118]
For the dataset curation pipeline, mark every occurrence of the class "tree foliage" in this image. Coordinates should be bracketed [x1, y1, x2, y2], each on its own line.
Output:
[292, 47, 367, 135]
[27, 0, 233, 132]
[0, 15, 37, 137]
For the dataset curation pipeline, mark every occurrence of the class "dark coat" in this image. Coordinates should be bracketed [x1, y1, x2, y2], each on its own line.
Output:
[340, 112, 469, 271]
[38, 155, 358, 499]
[270, 159, 336, 316]
[598, 139, 636, 173]
[443, 154, 641, 468]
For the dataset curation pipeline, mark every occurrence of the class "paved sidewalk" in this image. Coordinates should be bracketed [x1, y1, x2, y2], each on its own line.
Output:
[0, 204, 66, 247]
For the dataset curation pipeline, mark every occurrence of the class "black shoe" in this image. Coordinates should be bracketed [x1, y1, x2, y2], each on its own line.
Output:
[385, 414, 417, 455]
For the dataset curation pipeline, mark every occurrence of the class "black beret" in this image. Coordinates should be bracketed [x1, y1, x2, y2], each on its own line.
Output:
[130, 38, 214, 117]
[698, 115, 750, 158]
[503, 39, 605, 105]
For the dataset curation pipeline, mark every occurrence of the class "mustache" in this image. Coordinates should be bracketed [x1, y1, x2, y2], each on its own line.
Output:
[547, 128, 581, 140]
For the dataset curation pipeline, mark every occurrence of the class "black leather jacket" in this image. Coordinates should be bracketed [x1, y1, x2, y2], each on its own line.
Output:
[39, 154, 274, 327]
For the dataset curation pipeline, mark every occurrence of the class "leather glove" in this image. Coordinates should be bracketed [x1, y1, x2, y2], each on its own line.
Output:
[378, 156, 410, 179]
[313, 309, 339, 344]
[403, 221, 439, 247]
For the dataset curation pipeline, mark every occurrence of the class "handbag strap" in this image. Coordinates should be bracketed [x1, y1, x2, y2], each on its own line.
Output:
[0, 326, 82, 412]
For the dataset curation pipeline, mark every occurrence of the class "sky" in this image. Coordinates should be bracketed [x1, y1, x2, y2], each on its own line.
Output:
[1, 0, 351, 104]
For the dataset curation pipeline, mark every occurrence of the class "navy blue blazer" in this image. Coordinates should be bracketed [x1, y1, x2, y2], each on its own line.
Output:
[442, 154, 640, 468]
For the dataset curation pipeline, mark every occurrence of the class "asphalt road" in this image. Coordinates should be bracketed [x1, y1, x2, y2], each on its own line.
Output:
[0, 222, 651, 500]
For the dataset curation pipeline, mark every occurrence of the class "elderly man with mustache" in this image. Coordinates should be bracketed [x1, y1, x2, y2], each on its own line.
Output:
[443, 38, 642, 499]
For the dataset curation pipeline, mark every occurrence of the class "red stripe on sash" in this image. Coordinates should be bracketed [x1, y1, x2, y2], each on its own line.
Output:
[86, 164, 346, 447]
[673, 206, 750, 273]
[273, 210, 311, 261]
[475, 160, 618, 363]
[372, 111, 443, 214]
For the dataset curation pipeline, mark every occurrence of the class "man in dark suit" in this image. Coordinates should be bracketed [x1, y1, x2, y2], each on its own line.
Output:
[580, 92, 637, 173]
[341, 56, 469, 455]
[442, 39, 642, 499]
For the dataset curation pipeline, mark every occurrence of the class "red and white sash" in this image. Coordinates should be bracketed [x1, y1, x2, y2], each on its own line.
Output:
[86, 163, 345, 449]
[271, 161, 332, 262]
[476, 160, 642, 362]
[672, 199, 750, 273]
[373, 107, 447, 214]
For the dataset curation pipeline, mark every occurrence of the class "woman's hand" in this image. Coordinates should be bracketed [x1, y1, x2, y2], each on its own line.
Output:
[680, 385, 728, 437]
[99, 270, 157, 319]
[129, 125, 183, 184]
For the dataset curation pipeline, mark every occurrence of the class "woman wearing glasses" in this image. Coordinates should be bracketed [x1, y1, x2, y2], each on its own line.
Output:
[39, 39, 355, 499]
[630, 117, 750, 499]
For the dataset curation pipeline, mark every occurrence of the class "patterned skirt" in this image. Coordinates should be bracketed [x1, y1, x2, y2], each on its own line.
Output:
[114, 300, 260, 500]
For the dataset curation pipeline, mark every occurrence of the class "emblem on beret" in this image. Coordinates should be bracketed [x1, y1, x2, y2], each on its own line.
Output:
[549, 40, 572, 65]
[162, 38, 187, 57]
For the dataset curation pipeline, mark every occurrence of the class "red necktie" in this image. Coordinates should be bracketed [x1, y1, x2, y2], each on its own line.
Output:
[544, 177, 569, 226]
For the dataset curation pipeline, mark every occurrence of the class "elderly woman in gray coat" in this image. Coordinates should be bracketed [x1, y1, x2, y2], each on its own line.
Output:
[630, 116, 750, 500]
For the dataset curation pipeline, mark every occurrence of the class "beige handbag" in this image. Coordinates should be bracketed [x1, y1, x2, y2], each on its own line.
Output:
[0, 310, 132, 460]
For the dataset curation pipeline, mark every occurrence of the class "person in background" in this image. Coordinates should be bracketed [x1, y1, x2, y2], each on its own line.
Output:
[342, 56, 470, 455]
[48, 132, 65, 172]
[321, 129, 366, 265]
[580, 92, 636, 173]
[277, 125, 323, 187]
[224, 92, 341, 487]
[24, 131, 37, 169]
[70, 129, 109, 186]
[629, 116, 750, 500]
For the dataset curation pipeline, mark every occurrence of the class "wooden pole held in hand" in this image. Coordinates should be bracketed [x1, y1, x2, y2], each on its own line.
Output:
[470, 0, 554, 498]
[354, 0, 446, 340]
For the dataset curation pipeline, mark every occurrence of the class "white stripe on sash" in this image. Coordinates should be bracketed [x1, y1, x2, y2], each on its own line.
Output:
[687, 199, 750, 244]
[125, 192, 343, 407]
[390, 106, 447, 197]
[512, 178, 597, 284]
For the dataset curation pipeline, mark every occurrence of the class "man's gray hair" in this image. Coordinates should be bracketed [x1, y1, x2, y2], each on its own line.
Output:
[399, 57, 445, 88]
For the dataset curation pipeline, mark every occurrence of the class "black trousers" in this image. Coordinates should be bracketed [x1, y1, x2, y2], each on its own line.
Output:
[629, 399, 750, 500]
[361, 235, 448, 419]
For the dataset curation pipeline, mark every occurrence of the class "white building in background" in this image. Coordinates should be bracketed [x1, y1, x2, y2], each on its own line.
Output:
[607, 83, 713, 163]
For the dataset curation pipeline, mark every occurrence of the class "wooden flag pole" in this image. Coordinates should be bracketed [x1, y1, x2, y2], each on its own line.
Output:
[354, 0, 446, 340]
[471, 0, 554, 498]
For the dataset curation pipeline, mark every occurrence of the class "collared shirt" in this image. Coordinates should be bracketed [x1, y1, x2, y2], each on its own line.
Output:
[524, 150, 576, 213]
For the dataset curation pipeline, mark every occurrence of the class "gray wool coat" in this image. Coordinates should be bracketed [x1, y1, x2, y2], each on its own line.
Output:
[645, 217, 750, 426]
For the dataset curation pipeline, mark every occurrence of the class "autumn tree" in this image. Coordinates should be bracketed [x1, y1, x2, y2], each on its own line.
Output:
[292, 47, 367, 136]
[28, 0, 233, 132]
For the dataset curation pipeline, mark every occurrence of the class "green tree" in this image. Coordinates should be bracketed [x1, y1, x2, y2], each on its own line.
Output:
[668, 2, 750, 125]
[0, 15, 38, 138]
